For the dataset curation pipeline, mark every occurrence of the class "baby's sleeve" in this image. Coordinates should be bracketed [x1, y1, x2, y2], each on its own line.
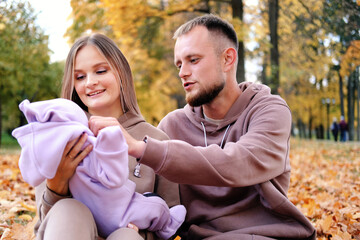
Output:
[88, 126, 129, 188]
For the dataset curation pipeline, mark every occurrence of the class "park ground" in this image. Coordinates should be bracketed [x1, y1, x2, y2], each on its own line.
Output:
[0, 138, 359, 239]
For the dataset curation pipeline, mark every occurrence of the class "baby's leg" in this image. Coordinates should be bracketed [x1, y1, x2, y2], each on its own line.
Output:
[123, 193, 186, 240]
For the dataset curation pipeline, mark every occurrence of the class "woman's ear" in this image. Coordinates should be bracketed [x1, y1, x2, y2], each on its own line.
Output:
[222, 47, 237, 72]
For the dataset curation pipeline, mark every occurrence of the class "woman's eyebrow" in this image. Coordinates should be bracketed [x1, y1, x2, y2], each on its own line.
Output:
[74, 62, 109, 72]
[92, 62, 109, 68]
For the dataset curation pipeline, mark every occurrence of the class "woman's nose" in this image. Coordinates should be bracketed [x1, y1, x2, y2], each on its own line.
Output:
[85, 74, 98, 87]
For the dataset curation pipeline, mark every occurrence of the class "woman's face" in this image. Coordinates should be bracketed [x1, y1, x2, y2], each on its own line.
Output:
[73, 45, 122, 118]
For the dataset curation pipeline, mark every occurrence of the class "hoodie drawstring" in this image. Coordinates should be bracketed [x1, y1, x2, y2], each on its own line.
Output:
[201, 122, 208, 147]
[221, 124, 231, 148]
[201, 122, 231, 148]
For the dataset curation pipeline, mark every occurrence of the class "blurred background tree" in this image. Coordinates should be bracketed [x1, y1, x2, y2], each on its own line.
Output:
[1, 0, 359, 145]
[0, 1, 63, 146]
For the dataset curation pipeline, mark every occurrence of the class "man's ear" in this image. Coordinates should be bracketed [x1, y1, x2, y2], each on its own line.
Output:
[222, 47, 237, 72]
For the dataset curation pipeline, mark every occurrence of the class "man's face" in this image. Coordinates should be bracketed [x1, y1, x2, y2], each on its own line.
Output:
[174, 26, 225, 107]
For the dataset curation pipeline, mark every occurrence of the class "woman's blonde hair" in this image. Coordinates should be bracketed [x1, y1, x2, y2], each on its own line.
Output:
[61, 33, 140, 115]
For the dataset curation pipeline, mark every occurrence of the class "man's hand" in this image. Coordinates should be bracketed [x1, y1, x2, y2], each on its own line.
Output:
[88, 116, 120, 136]
[88, 116, 146, 160]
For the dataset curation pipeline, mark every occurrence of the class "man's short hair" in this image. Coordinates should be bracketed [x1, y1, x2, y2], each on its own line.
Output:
[173, 14, 239, 51]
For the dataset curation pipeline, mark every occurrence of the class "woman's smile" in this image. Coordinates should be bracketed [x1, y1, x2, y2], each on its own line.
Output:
[87, 89, 106, 97]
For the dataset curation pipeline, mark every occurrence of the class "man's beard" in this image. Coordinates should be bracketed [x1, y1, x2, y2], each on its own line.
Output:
[186, 81, 225, 107]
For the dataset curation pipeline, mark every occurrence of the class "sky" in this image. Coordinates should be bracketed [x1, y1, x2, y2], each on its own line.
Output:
[28, 0, 72, 63]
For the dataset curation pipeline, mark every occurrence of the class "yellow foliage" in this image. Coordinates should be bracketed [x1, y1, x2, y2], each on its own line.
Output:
[0, 23, 5, 31]
[20, 202, 36, 212]
[231, 17, 248, 43]
[340, 40, 360, 78]
[98, 0, 207, 122]
[272, 0, 343, 127]
[102, 0, 160, 38]
[17, 214, 33, 221]
[66, 0, 351, 128]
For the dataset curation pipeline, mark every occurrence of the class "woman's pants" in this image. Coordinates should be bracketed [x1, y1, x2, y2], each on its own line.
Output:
[36, 198, 144, 240]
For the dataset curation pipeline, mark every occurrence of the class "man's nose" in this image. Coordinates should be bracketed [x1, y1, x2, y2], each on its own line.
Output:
[179, 64, 191, 79]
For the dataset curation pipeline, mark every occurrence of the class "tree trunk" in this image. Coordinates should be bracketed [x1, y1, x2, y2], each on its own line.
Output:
[320, 101, 325, 139]
[269, 0, 279, 94]
[231, 0, 245, 83]
[297, 118, 306, 138]
[261, 60, 268, 85]
[308, 107, 313, 139]
[347, 71, 355, 141]
[338, 69, 345, 117]
[356, 66, 360, 141]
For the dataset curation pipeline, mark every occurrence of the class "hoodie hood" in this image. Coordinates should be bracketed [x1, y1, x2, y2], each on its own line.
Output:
[117, 111, 146, 130]
[184, 82, 271, 132]
[19, 98, 89, 126]
[12, 98, 93, 186]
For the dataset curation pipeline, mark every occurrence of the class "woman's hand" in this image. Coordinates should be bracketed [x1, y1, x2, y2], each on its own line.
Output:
[47, 133, 93, 195]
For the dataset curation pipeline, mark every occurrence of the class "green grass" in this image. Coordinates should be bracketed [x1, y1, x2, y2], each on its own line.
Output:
[0, 132, 20, 154]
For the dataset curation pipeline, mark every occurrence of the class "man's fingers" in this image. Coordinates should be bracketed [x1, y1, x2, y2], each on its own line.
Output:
[88, 116, 120, 137]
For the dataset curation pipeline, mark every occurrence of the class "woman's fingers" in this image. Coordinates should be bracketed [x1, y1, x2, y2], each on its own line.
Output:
[47, 133, 92, 195]
[63, 137, 79, 158]
[67, 133, 88, 161]
[73, 143, 93, 166]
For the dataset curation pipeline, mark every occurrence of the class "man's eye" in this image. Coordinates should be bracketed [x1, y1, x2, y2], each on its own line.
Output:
[176, 65, 182, 70]
[190, 58, 199, 63]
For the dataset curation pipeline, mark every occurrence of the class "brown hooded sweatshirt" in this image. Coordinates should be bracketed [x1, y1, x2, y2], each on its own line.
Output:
[140, 82, 316, 240]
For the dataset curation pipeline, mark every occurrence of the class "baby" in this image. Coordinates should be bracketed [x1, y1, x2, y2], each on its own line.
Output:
[12, 98, 186, 239]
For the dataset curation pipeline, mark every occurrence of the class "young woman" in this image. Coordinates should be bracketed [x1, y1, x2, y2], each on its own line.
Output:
[34, 33, 180, 240]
